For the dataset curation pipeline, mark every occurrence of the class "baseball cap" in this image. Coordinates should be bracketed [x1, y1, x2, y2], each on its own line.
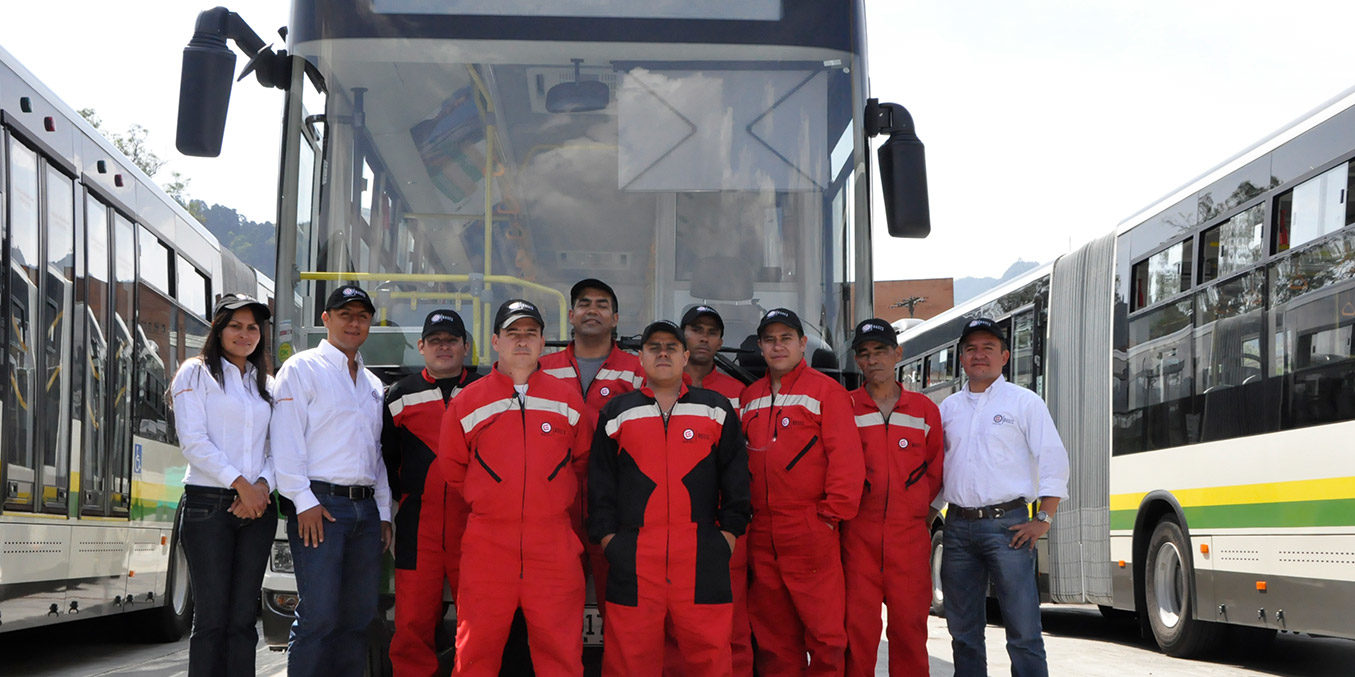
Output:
[679, 304, 724, 333]
[494, 299, 545, 333]
[640, 320, 687, 349]
[324, 284, 376, 314]
[570, 278, 619, 313]
[958, 317, 1008, 348]
[213, 293, 271, 322]
[421, 309, 467, 339]
[757, 308, 804, 337]
[851, 318, 897, 351]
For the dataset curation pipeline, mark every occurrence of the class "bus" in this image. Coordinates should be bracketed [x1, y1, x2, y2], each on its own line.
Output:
[174, 0, 930, 664]
[899, 86, 1355, 657]
[0, 45, 273, 636]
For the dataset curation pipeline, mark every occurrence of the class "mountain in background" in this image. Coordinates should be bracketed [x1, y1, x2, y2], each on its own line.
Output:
[193, 201, 277, 279]
[952, 259, 1041, 304]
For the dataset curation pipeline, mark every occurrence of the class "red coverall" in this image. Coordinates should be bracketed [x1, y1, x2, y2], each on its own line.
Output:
[540, 341, 643, 612]
[589, 385, 751, 677]
[842, 385, 943, 677]
[438, 367, 593, 677]
[739, 359, 864, 676]
[382, 368, 479, 677]
[664, 370, 753, 677]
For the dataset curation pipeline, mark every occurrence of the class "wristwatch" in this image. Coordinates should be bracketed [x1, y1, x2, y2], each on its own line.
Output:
[1035, 511, 1053, 524]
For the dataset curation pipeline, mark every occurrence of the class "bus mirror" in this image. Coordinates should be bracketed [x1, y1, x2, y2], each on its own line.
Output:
[867, 99, 931, 238]
[176, 33, 236, 157]
[546, 59, 609, 113]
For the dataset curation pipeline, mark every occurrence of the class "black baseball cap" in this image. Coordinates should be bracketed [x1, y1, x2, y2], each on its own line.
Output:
[640, 320, 687, 348]
[679, 304, 724, 333]
[851, 318, 897, 351]
[324, 284, 376, 314]
[958, 317, 1008, 348]
[757, 308, 804, 337]
[421, 309, 467, 339]
[494, 299, 545, 333]
[570, 278, 618, 313]
[213, 293, 271, 322]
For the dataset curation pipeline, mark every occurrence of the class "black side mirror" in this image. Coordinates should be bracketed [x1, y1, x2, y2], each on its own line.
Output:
[176, 29, 236, 157]
[176, 7, 289, 157]
[867, 99, 930, 238]
[546, 59, 609, 113]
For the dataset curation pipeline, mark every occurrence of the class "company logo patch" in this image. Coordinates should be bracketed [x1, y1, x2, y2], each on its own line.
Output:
[781, 417, 790, 428]
[344, 287, 362, 297]
[683, 429, 695, 440]
[898, 439, 909, 449]
[865, 323, 886, 333]
[541, 422, 553, 433]
[600, 387, 610, 397]
[431, 314, 448, 323]
[509, 301, 532, 312]
[992, 414, 1014, 425]
[969, 319, 985, 328]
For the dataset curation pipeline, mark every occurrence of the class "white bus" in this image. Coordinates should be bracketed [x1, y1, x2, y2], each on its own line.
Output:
[0, 44, 269, 638]
[175, 0, 931, 668]
[899, 86, 1355, 657]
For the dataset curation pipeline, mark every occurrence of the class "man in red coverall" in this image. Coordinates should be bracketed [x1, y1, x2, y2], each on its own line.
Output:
[590, 321, 751, 677]
[841, 318, 944, 677]
[740, 308, 864, 676]
[383, 310, 481, 676]
[538, 278, 643, 613]
[667, 304, 753, 677]
[439, 299, 593, 677]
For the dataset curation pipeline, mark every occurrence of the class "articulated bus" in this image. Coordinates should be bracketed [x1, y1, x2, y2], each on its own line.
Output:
[900, 86, 1355, 657]
[174, 0, 929, 664]
[0, 45, 271, 636]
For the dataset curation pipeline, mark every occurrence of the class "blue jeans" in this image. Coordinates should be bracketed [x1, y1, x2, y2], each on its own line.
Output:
[286, 491, 383, 677]
[940, 512, 1047, 677]
[179, 485, 278, 677]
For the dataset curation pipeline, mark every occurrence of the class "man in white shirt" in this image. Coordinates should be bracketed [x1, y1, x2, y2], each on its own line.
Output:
[271, 284, 393, 677]
[936, 318, 1069, 677]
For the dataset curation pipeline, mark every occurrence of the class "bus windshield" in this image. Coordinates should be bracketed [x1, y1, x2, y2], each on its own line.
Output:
[286, 35, 860, 368]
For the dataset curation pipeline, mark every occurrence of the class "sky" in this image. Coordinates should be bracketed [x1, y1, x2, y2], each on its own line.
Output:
[3, 1, 1355, 280]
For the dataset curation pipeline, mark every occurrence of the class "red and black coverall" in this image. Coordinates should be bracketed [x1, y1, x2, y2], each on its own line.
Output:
[382, 367, 480, 677]
[842, 385, 943, 677]
[438, 367, 593, 677]
[588, 384, 751, 677]
[665, 369, 753, 677]
[540, 341, 643, 610]
[739, 359, 864, 676]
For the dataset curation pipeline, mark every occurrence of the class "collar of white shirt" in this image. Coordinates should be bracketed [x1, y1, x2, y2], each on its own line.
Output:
[318, 338, 364, 371]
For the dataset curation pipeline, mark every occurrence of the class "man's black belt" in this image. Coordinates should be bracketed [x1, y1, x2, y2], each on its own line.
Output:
[311, 480, 375, 500]
[184, 484, 238, 499]
[952, 498, 1027, 520]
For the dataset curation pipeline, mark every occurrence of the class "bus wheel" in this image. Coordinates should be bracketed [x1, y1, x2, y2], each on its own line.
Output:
[1144, 519, 1222, 657]
[141, 535, 194, 642]
[929, 528, 945, 617]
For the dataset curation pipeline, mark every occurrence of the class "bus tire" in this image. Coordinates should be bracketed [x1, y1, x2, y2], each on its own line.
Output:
[1144, 519, 1222, 657]
[140, 532, 194, 642]
[929, 528, 945, 617]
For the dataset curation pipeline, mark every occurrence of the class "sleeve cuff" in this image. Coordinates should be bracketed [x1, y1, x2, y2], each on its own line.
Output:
[291, 490, 320, 515]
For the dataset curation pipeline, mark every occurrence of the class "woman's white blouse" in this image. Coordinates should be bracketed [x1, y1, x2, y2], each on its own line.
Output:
[171, 357, 274, 489]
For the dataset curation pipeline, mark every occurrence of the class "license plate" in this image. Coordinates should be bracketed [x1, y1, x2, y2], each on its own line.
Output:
[582, 605, 603, 646]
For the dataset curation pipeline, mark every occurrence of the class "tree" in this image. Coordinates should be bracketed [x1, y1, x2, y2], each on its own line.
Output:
[78, 108, 165, 178]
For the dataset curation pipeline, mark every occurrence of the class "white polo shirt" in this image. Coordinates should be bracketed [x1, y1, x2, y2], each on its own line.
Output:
[270, 339, 391, 521]
[936, 375, 1069, 509]
[171, 357, 274, 489]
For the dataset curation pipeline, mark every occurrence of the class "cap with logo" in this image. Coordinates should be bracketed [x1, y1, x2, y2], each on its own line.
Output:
[851, 317, 897, 351]
[679, 304, 724, 333]
[421, 309, 467, 339]
[958, 317, 1008, 348]
[213, 293, 271, 322]
[324, 284, 376, 314]
[494, 299, 545, 333]
[757, 307, 804, 337]
[570, 278, 619, 313]
[640, 320, 687, 348]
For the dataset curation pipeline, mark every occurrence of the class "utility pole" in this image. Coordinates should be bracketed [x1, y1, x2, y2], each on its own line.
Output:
[891, 295, 926, 318]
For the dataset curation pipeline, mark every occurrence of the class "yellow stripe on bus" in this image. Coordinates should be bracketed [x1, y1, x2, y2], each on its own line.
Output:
[1110, 476, 1355, 511]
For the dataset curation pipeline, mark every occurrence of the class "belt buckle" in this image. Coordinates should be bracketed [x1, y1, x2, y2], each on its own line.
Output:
[347, 486, 363, 499]
[989, 507, 1005, 518]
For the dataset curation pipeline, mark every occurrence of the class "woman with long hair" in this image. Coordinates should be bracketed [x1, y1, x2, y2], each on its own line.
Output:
[171, 293, 276, 677]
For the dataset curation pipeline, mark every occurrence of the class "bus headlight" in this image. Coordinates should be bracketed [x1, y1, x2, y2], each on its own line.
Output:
[270, 542, 294, 573]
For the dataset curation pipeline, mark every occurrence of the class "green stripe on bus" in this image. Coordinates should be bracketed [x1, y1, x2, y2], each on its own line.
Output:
[1110, 497, 1355, 530]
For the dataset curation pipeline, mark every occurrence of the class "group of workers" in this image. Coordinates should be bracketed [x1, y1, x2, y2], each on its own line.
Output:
[170, 275, 1069, 677]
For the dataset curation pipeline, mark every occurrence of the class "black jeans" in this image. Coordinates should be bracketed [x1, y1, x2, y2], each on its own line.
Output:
[179, 485, 278, 677]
